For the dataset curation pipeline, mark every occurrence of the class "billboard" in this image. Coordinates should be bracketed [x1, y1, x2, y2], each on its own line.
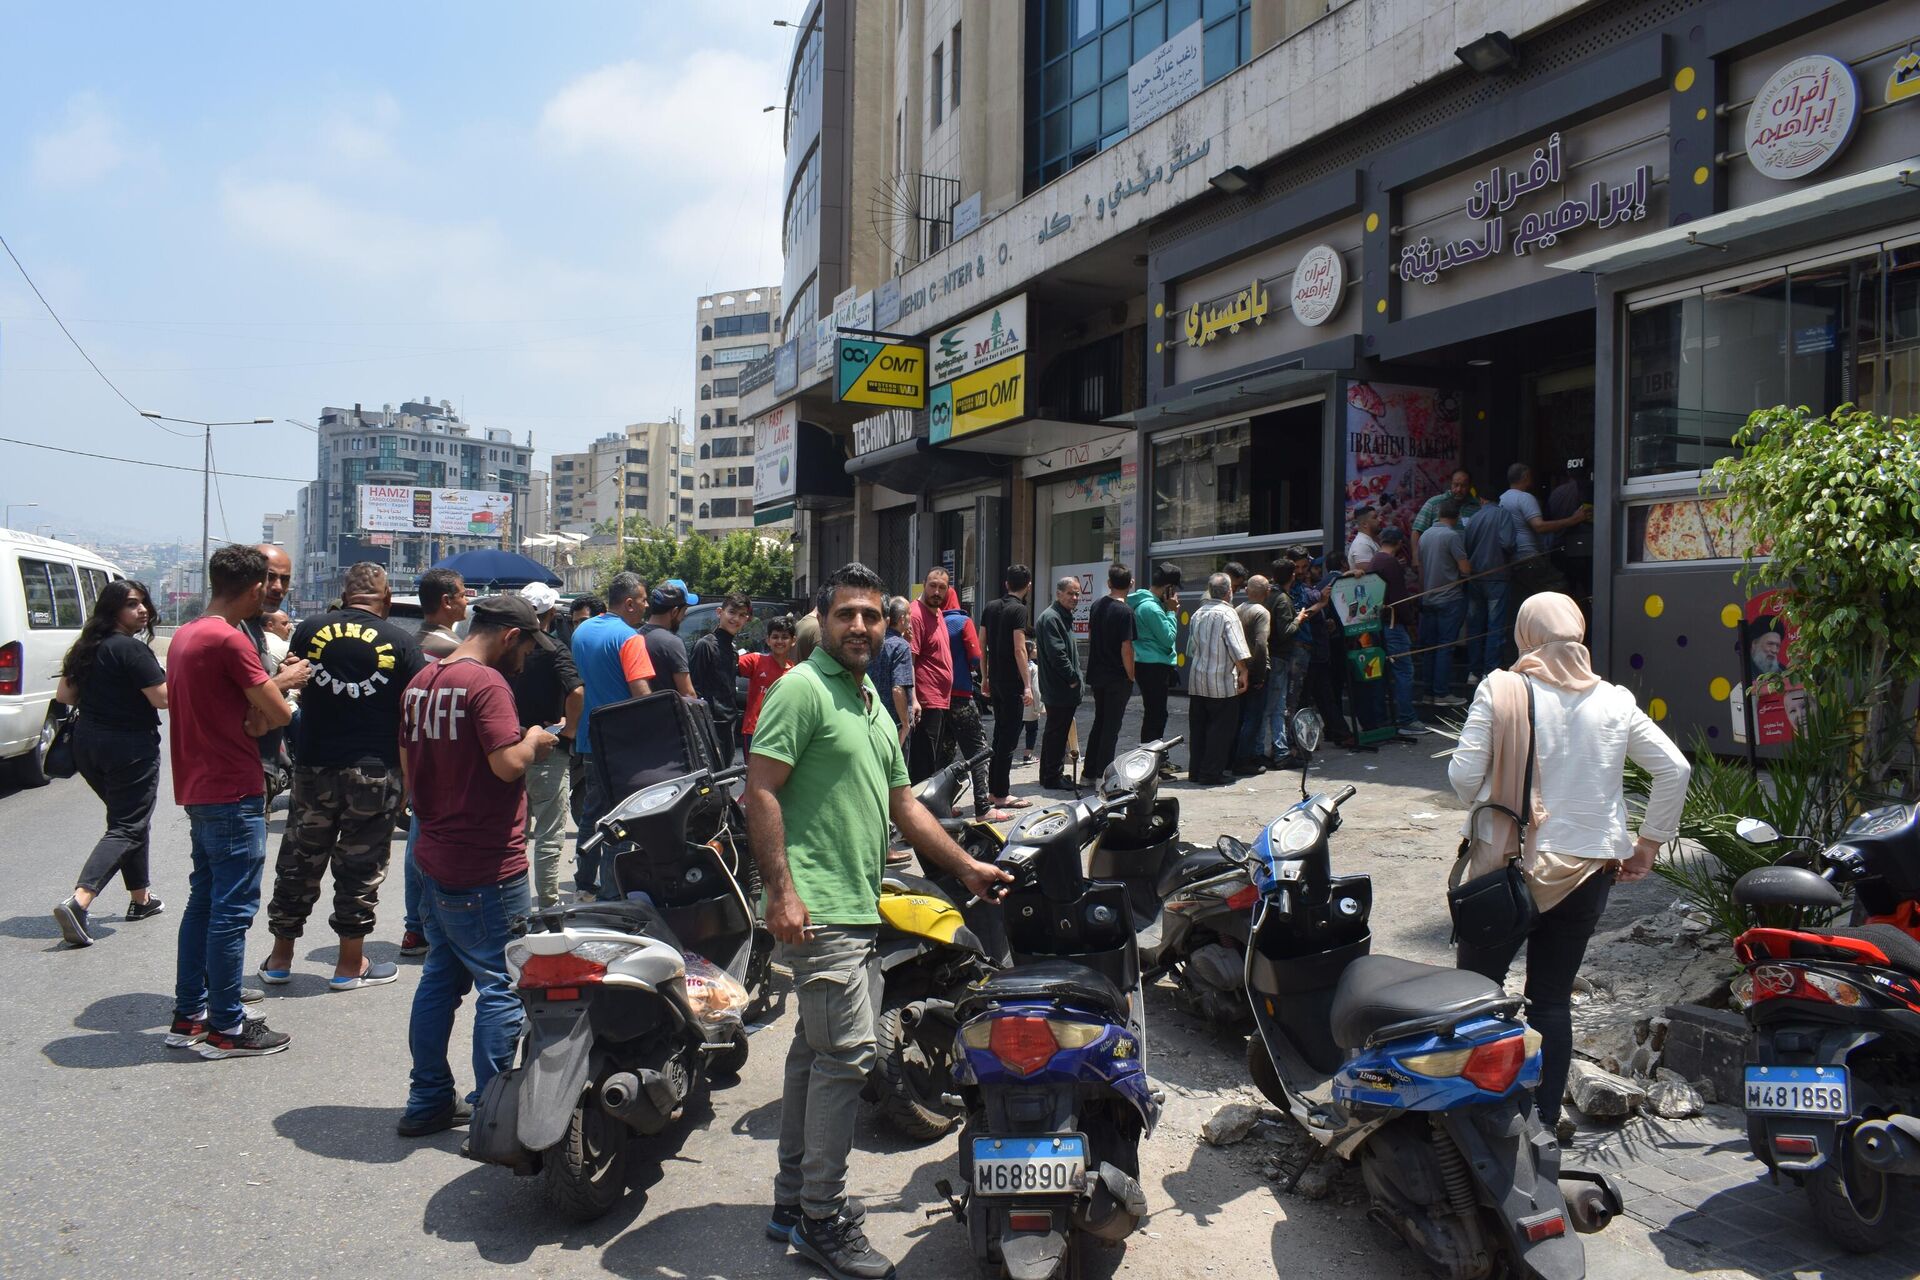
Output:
[752, 402, 797, 510]
[359, 485, 512, 537]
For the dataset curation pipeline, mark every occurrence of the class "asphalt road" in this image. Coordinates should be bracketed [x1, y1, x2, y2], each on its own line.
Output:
[0, 702, 1733, 1280]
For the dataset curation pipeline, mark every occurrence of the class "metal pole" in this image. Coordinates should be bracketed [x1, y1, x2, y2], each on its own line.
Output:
[202, 424, 212, 601]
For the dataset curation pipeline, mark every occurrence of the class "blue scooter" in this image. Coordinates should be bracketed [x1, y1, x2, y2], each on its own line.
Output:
[1230, 709, 1621, 1280]
[938, 741, 1177, 1280]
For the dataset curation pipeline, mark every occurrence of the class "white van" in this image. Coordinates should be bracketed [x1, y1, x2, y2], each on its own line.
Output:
[0, 529, 124, 787]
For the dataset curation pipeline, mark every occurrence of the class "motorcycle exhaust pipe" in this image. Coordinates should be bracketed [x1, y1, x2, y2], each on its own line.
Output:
[1855, 1117, 1920, 1175]
[1565, 1184, 1614, 1234]
[599, 1072, 642, 1115]
[899, 999, 957, 1029]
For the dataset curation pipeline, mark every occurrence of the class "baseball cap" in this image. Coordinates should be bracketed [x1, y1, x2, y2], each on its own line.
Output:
[649, 583, 690, 612]
[519, 582, 560, 614]
[667, 577, 699, 604]
[470, 593, 540, 632]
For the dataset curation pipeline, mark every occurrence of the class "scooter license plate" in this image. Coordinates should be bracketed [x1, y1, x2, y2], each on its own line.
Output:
[1743, 1064, 1849, 1116]
[972, 1135, 1086, 1197]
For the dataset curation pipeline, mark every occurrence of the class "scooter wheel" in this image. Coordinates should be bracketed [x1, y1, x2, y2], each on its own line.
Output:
[1246, 1036, 1289, 1111]
[1805, 1135, 1911, 1253]
[542, 1099, 630, 1221]
[873, 1002, 963, 1141]
[709, 1027, 750, 1080]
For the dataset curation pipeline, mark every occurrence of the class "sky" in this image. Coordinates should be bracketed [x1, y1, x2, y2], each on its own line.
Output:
[0, 2, 795, 545]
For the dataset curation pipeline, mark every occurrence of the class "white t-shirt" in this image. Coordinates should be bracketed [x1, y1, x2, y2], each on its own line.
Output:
[1347, 530, 1380, 570]
[1024, 660, 1040, 722]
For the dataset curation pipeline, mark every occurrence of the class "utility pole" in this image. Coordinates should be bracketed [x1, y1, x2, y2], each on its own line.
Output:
[141, 412, 276, 597]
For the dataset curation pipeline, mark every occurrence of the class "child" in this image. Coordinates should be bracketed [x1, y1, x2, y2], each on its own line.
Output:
[738, 615, 797, 756]
[1021, 639, 1040, 765]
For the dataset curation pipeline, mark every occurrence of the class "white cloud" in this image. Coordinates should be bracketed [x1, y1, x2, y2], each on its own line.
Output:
[316, 94, 401, 167]
[30, 92, 127, 188]
[539, 50, 787, 189]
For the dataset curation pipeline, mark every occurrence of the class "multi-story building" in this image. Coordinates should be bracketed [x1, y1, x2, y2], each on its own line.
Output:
[526, 472, 550, 539]
[549, 421, 683, 536]
[694, 288, 781, 535]
[744, 0, 1920, 746]
[298, 398, 533, 605]
[261, 509, 301, 579]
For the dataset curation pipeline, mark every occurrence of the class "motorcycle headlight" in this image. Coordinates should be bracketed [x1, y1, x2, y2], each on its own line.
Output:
[1024, 810, 1073, 840]
[1113, 751, 1155, 786]
[629, 781, 687, 815]
[1267, 814, 1322, 855]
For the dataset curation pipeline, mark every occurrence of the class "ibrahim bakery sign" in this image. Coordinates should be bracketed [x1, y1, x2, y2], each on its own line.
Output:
[1744, 54, 1860, 181]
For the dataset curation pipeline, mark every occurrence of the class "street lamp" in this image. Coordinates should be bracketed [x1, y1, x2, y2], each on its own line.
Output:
[140, 412, 276, 597]
[5, 502, 39, 529]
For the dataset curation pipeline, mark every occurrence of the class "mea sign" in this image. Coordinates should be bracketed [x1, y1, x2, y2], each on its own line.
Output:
[835, 338, 927, 409]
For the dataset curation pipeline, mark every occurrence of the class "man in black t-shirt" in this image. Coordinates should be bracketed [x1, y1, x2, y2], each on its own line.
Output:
[640, 583, 696, 697]
[262, 562, 426, 991]
[1083, 562, 1138, 782]
[979, 565, 1035, 805]
[508, 583, 582, 909]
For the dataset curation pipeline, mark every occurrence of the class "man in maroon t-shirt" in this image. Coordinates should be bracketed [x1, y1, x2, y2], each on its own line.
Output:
[906, 566, 956, 783]
[164, 544, 298, 1060]
[396, 594, 558, 1137]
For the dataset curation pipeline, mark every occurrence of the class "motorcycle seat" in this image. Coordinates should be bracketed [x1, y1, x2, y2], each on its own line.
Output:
[1742, 923, 1920, 975]
[956, 959, 1128, 1021]
[1154, 849, 1237, 900]
[1329, 955, 1504, 1051]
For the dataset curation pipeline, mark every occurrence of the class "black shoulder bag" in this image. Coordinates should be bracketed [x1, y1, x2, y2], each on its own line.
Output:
[1446, 677, 1538, 950]
[44, 706, 79, 779]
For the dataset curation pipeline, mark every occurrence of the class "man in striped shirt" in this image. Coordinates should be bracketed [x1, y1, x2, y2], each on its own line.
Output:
[1183, 574, 1250, 786]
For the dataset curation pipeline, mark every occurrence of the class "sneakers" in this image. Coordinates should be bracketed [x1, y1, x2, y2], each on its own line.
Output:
[1429, 693, 1468, 708]
[52, 897, 92, 947]
[789, 1204, 895, 1279]
[1397, 722, 1435, 738]
[397, 1098, 472, 1138]
[768, 1197, 866, 1242]
[125, 895, 166, 922]
[398, 930, 430, 957]
[165, 1013, 209, 1049]
[1018, 751, 1035, 765]
[241, 986, 266, 1004]
[328, 961, 400, 992]
[198, 1017, 291, 1059]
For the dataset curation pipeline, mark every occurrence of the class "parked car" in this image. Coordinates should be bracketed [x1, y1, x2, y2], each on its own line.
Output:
[1, 529, 124, 786]
[679, 597, 798, 655]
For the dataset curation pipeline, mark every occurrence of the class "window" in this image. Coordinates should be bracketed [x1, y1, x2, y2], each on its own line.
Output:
[739, 465, 755, 487]
[712, 498, 739, 518]
[896, 108, 904, 173]
[701, 355, 712, 370]
[699, 503, 711, 521]
[1151, 422, 1250, 544]
[18, 558, 82, 628]
[1024, 0, 1253, 194]
[702, 324, 713, 341]
[701, 385, 712, 401]
[714, 376, 740, 396]
[81, 567, 110, 607]
[712, 436, 740, 459]
[713, 313, 773, 337]
[932, 45, 945, 128]
[952, 23, 962, 110]
[627, 449, 648, 464]
[701, 414, 712, 430]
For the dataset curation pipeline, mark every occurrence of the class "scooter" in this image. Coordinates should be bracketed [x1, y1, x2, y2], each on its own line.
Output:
[464, 760, 764, 1221]
[939, 755, 1164, 1280]
[1236, 708, 1620, 1279]
[1727, 803, 1920, 1254]
[1089, 738, 1256, 1024]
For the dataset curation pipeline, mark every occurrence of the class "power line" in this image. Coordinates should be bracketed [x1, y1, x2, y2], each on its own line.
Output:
[0, 231, 196, 439]
[0, 434, 308, 482]
[209, 442, 233, 541]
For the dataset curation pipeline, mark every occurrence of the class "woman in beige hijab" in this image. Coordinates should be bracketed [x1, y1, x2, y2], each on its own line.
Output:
[1448, 592, 1690, 1133]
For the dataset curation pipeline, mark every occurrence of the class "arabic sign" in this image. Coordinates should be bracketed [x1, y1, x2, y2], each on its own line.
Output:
[1891, 48, 1920, 104]
[1290, 245, 1344, 327]
[751, 402, 797, 509]
[773, 339, 798, 394]
[358, 485, 511, 537]
[1128, 21, 1203, 132]
[852, 408, 921, 457]
[813, 316, 834, 378]
[874, 278, 902, 330]
[1745, 55, 1860, 180]
[930, 354, 1025, 443]
[836, 338, 928, 409]
[952, 193, 982, 240]
[1343, 383, 1461, 552]
[1182, 278, 1271, 347]
[1396, 133, 1651, 284]
[930, 294, 1026, 385]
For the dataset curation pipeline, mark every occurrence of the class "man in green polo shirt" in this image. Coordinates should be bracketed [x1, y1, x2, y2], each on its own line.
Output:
[744, 561, 1010, 1280]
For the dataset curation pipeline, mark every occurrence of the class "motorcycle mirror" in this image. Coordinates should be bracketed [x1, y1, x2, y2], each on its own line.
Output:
[1291, 708, 1325, 755]
[1735, 817, 1781, 846]
[1216, 834, 1252, 866]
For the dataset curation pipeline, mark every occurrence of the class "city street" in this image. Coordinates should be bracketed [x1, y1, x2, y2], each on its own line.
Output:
[11, 695, 1905, 1280]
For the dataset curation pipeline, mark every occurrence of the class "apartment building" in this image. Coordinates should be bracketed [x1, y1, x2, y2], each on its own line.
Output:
[695, 288, 782, 534]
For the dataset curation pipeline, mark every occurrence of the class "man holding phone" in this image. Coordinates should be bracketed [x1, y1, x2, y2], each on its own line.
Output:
[507, 583, 582, 909]
[743, 562, 1010, 1280]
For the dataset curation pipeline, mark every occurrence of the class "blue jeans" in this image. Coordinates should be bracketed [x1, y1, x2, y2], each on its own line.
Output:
[175, 797, 268, 1031]
[1466, 579, 1510, 681]
[403, 815, 423, 935]
[574, 764, 616, 899]
[1384, 624, 1417, 728]
[1423, 596, 1468, 696]
[404, 870, 530, 1122]
[1235, 685, 1269, 764]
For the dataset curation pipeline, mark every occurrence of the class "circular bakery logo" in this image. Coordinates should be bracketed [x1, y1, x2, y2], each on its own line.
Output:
[1290, 244, 1344, 327]
[1745, 54, 1859, 181]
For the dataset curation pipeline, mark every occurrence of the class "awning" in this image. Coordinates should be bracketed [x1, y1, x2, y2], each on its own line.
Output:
[846, 435, 1007, 494]
[754, 502, 795, 527]
[1104, 361, 1339, 432]
[1548, 157, 1920, 275]
[940, 416, 1130, 456]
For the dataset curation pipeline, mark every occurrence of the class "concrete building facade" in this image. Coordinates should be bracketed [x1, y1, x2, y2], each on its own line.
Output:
[550, 421, 684, 536]
[694, 288, 782, 535]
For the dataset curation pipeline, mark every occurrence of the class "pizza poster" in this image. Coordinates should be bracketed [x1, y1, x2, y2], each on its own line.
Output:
[1729, 589, 1805, 746]
[1636, 497, 1768, 562]
[1343, 382, 1461, 550]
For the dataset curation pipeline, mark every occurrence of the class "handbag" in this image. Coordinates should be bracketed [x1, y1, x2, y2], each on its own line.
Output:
[44, 707, 79, 779]
[1446, 677, 1538, 950]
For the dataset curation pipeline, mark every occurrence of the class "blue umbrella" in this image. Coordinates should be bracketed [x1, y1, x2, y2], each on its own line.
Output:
[429, 548, 562, 589]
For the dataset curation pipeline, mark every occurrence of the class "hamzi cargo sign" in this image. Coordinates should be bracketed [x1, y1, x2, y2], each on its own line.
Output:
[836, 338, 927, 408]
[930, 354, 1026, 442]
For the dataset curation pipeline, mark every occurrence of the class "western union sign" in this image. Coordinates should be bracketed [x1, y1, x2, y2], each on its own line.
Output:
[836, 338, 927, 409]
[930, 353, 1025, 442]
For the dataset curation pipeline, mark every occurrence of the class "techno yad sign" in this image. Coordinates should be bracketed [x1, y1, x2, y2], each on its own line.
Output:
[1396, 133, 1652, 284]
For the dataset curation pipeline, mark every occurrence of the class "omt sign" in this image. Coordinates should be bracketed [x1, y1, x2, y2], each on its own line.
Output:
[836, 337, 927, 409]
[930, 353, 1025, 442]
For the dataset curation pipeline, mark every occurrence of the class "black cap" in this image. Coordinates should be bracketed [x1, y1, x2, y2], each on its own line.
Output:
[1151, 561, 1183, 588]
[649, 584, 689, 612]
[470, 593, 540, 632]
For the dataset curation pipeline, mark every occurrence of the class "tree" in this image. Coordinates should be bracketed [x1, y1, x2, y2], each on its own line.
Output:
[594, 517, 796, 601]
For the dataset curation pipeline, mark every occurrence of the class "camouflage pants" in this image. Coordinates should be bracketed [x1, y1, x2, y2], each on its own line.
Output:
[266, 765, 406, 940]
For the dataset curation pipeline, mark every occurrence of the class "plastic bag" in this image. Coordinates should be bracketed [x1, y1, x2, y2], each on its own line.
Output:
[682, 954, 749, 1031]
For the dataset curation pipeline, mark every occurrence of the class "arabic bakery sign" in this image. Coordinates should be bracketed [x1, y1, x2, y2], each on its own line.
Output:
[1745, 55, 1860, 181]
[1396, 133, 1651, 285]
[1290, 245, 1343, 328]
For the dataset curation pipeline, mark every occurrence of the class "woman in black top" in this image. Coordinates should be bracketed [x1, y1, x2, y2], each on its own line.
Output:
[51, 580, 169, 947]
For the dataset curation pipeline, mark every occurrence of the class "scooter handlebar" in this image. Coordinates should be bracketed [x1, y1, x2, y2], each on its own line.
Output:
[1332, 784, 1357, 807]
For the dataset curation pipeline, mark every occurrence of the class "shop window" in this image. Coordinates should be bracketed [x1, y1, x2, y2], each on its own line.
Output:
[1150, 421, 1250, 543]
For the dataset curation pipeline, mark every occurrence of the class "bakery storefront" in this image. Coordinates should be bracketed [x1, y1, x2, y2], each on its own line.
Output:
[1556, 1, 1920, 751]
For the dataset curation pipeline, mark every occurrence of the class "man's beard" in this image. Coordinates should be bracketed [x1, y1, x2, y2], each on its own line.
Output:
[824, 634, 871, 677]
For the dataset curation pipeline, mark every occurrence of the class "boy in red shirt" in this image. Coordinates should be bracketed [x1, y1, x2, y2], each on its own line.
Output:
[165, 545, 298, 1059]
[737, 614, 797, 755]
[397, 594, 558, 1137]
